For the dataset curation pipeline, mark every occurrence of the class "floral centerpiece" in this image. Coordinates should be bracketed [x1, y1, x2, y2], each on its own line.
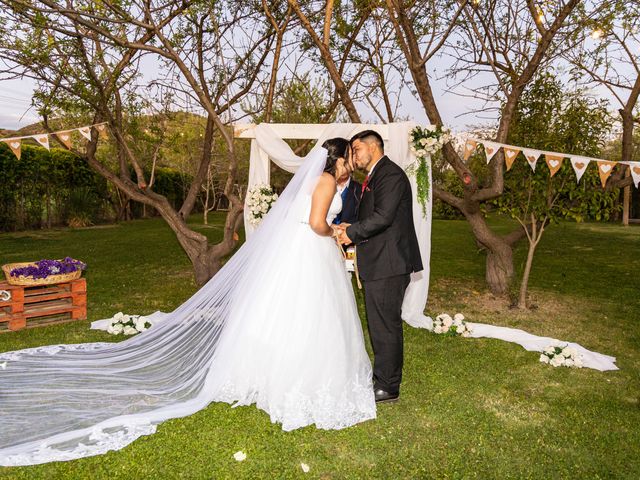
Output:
[246, 184, 278, 226]
[3, 257, 86, 286]
[106, 312, 152, 335]
[407, 125, 452, 215]
[539, 342, 584, 368]
[433, 313, 473, 337]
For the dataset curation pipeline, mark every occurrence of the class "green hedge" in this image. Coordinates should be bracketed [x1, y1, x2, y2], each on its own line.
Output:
[0, 143, 109, 231]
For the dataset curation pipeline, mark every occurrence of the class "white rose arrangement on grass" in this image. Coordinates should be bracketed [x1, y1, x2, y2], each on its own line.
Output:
[433, 313, 473, 337]
[539, 342, 584, 368]
[246, 184, 279, 226]
[406, 125, 452, 216]
[106, 312, 151, 336]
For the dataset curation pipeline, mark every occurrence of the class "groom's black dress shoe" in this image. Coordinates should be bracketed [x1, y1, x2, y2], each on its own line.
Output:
[374, 389, 399, 403]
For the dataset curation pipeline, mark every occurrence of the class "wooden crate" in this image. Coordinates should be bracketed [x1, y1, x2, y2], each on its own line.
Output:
[0, 278, 86, 332]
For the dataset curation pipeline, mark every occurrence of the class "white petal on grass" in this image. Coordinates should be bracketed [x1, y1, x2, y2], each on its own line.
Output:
[301, 463, 310, 473]
[233, 451, 247, 462]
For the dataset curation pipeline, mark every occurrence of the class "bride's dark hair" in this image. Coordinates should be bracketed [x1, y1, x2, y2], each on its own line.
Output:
[322, 137, 350, 176]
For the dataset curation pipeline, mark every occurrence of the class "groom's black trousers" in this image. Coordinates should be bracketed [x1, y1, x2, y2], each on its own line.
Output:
[362, 273, 411, 394]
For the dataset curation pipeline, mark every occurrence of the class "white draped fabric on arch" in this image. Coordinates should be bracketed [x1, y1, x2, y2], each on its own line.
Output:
[235, 122, 434, 330]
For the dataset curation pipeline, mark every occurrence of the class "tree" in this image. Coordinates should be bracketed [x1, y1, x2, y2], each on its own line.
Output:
[565, 0, 640, 223]
[0, 0, 274, 285]
[491, 73, 618, 308]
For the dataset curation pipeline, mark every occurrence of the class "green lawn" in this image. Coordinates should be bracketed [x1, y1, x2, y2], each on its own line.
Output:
[0, 214, 638, 479]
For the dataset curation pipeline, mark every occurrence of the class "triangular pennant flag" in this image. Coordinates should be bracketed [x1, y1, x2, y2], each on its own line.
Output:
[463, 139, 478, 161]
[78, 126, 92, 141]
[522, 148, 542, 172]
[570, 156, 590, 183]
[503, 147, 521, 171]
[56, 130, 73, 149]
[596, 160, 616, 188]
[629, 163, 640, 188]
[32, 134, 50, 150]
[545, 153, 564, 177]
[2, 139, 22, 160]
[482, 141, 501, 164]
[95, 123, 108, 139]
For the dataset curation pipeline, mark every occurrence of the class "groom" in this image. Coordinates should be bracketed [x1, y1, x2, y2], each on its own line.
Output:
[337, 130, 423, 403]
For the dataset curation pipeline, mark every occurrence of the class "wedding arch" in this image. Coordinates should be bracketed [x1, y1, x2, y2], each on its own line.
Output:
[233, 122, 433, 329]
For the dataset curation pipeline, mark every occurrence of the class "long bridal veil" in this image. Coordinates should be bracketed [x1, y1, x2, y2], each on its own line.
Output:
[0, 125, 339, 466]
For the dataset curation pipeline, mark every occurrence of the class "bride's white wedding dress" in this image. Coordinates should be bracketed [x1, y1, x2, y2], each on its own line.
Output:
[209, 191, 374, 430]
[0, 145, 375, 466]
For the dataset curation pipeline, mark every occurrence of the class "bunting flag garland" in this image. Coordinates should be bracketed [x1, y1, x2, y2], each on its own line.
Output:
[96, 123, 108, 139]
[78, 126, 92, 141]
[56, 131, 73, 149]
[0, 122, 108, 159]
[483, 141, 501, 164]
[463, 139, 478, 161]
[2, 139, 22, 160]
[570, 157, 590, 183]
[503, 146, 521, 171]
[465, 137, 640, 189]
[522, 148, 543, 172]
[545, 154, 564, 177]
[631, 165, 640, 188]
[32, 134, 50, 150]
[596, 160, 616, 188]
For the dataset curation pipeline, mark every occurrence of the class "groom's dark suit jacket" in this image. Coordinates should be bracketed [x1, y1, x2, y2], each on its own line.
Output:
[346, 156, 423, 282]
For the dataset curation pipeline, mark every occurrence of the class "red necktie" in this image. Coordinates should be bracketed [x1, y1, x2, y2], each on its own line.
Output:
[361, 175, 370, 196]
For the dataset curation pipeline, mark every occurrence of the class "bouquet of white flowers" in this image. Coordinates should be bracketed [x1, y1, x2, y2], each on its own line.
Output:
[106, 312, 151, 336]
[433, 313, 473, 337]
[406, 125, 452, 216]
[409, 125, 452, 158]
[246, 184, 278, 226]
[539, 342, 584, 368]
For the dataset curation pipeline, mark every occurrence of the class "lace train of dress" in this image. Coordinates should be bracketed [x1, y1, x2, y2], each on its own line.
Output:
[0, 145, 375, 466]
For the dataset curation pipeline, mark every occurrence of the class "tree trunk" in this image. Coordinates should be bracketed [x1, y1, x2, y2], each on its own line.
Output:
[518, 239, 537, 308]
[486, 244, 514, 295]
[192, 251, 221, 287]
[623, 169, 630, 226]
[465, 209, 514, 294]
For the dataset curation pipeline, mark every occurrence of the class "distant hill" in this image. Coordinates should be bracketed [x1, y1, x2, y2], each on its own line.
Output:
[0, 121, 57, 140]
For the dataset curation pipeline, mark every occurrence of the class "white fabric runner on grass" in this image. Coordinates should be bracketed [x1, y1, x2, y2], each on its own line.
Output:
[93, 314, 618, 372]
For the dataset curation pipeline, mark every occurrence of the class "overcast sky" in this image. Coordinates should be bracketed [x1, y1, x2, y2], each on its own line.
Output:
[0, 37, 627, 136]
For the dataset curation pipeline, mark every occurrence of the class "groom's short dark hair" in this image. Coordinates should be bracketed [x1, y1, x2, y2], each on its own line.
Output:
[350, 130, 384, 151]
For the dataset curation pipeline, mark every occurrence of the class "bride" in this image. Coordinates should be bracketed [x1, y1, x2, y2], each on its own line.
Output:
[0, 137, 376, 466]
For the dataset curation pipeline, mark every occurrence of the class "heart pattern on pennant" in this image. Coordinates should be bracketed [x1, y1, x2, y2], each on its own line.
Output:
[527, 156, 536, 163]
[486, 147, 494, 155]
[600, 164, 612, 173]
[38, 136, 47, 142]
[549, 160, 559, 168]
[634, 167, 640, 175]
[81, 128, 90, 134]
[10, 142, 20, 149]
[575, 162, 585, 170]
[506, 150, 516, 158]
[60, 134, 69, 141]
